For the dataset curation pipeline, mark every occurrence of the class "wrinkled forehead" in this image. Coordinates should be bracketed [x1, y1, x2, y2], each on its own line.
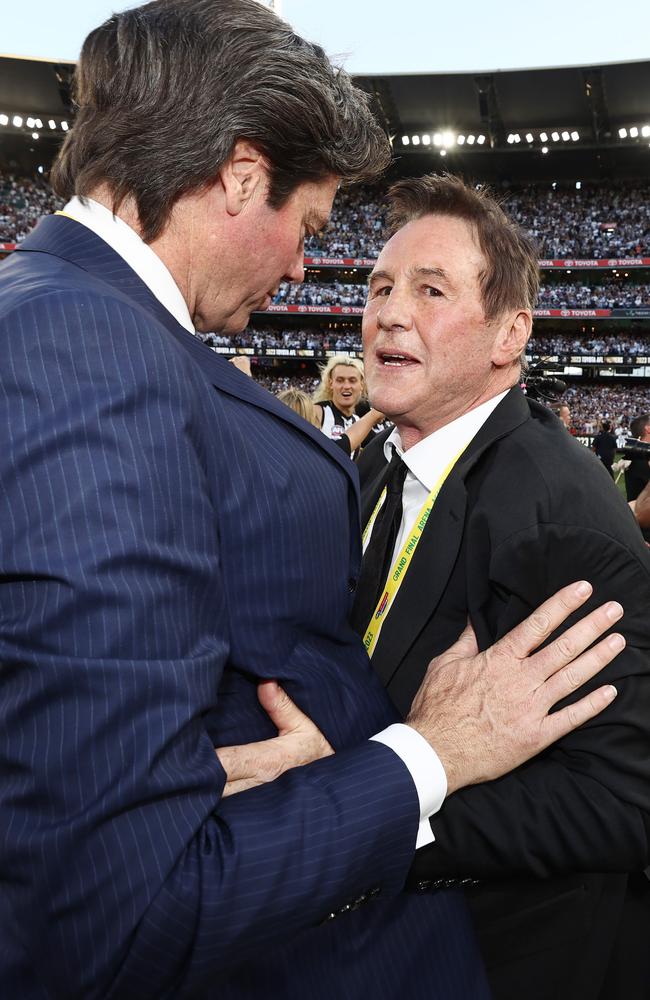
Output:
[376, 212, 485, 280]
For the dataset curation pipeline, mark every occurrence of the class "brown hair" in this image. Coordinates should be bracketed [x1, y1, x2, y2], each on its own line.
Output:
[385, 173, 540, 320]
[51, 0, 391, 242]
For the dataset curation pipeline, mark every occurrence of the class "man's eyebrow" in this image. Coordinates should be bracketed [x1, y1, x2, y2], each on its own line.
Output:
[367, 269, 392, 286]
[411, 265, 451, 284]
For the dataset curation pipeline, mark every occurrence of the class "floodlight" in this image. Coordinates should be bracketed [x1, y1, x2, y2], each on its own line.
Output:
[37, 165, 44, 174]
[440, 131, 453, 147]
[629, 126, 639, 138]
[507, 134, 515, 144]
[551, 131, 560, 141]
[477, 134, 486, 144]
[31, 132, 39, 139]
[525, 133, 534, 143]
[466, 134, 475, 145]
[0, 114, 8, 126]
[576, 181, 581, 189]
[561, 131, 570, 141]
[440, 149, 447, 157]
[13, 115, 23, 128]
[457, 134, 465, 145]
[48, 119, 56, 129]
[412, 135, 420, 145]
[571, 131, 579, 141]
[422, 134, 431, 145]
[26, 117, 35, 128]
[540, 132, 548, 142]
[618, 127, 627, 138]
[642, 126, 650, 137]
[35, 118, 43, 129]
[61, 121, 69, 131]
[433, 132, 442, 146]
[541, 146, 549, 154]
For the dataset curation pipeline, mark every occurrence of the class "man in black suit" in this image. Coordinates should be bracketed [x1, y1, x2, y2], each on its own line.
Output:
[354, 174, 650, 1000]
[624, 412, 650, 501]
[592, 419, 617, 477]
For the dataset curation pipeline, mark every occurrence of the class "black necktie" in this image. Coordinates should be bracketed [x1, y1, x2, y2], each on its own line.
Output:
[351, 448, 408, 637]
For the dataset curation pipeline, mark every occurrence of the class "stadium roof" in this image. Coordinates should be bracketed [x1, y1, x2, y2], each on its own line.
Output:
[1, 55, 649, 180]
[355, 60, 650, 144]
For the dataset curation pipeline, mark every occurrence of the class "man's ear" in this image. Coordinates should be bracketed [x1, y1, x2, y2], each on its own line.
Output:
[491, 310, 532, 366]
[219, 140, 267, 216]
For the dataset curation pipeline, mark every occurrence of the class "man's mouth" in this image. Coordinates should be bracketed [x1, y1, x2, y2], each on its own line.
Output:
[376, 349, 419, 367]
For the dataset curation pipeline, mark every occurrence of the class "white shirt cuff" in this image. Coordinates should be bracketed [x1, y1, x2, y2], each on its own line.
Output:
[370, 722, 447, 848]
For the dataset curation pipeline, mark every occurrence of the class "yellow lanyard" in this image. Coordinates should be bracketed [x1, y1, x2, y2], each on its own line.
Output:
[362, 448, 465, 658]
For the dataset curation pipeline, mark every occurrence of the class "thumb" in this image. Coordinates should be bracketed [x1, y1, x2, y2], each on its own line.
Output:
[257, 681, 307, 735]
[445, 619, 479, 659]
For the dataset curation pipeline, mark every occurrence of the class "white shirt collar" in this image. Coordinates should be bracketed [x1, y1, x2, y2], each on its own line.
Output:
[59, 196, 195, 334]
[383, 390, 510, 491]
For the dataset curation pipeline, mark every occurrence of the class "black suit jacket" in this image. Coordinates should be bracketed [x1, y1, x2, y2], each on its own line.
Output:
[357, 388, 650, 999]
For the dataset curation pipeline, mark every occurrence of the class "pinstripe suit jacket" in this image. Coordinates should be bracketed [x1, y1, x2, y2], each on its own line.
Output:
[0, 216, 488, 999]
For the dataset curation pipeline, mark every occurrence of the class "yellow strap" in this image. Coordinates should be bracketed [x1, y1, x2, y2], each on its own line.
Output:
[362, 447, 465, 658]
[54, 210, 77, 221]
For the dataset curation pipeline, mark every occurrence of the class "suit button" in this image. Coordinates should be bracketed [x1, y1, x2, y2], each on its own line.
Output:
[348, 577, 357, 593]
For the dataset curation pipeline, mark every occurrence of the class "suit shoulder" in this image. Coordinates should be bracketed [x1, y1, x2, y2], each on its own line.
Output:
[470, 401, 645, 551]
[0, 255, 193, 387]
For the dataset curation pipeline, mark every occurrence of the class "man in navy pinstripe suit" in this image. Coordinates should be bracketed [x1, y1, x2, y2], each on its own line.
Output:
[0, 2, 623, 997]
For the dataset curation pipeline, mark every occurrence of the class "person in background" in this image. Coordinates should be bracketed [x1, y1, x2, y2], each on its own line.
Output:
[624, 413, 650, 501]
[593, 419, 618, 477]
[313, 354, 384, 455]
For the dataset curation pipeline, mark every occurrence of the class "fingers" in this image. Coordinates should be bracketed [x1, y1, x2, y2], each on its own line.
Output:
[494, 581, 594, 661]
[540, 682, 618, 748]
[539, 631, 625, 710]
[257, 681, 309, 735]
[532, 601, 624, 684]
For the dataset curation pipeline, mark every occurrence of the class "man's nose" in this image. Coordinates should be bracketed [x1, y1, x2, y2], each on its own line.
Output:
[284, 251, 305, 284]
[376, 288, 412, 331]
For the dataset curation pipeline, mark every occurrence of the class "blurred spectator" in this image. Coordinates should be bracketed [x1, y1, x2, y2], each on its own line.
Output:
[592, 420, 617, 477]
[623, 413, 650, 501]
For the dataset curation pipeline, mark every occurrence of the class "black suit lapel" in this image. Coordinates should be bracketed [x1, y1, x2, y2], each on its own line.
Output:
[370, 475, 467, 688]
[362, 389, 532, 688]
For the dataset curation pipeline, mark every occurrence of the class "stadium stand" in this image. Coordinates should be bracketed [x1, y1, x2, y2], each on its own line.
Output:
[3, 56, 650, 446]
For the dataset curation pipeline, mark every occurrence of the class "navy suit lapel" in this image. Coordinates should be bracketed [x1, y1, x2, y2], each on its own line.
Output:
[17, 214, 359, 494]
[366, 389, 531, 688]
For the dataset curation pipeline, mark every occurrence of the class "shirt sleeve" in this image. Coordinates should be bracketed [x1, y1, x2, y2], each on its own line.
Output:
[371, 723, 447, 847]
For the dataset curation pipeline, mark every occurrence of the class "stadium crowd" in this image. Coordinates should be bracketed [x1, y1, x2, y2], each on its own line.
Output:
[202, 326, 650, 358]
[530, 332, 650, 357]
[0, 171, 62, 242]
[249, 369, 650, 439]
[273, 279, 367, 307]
[271, 279, 650, 311]
[537, 281, 650, 309]
[3, 171, 650, 263]
[201, 325, 362, 352]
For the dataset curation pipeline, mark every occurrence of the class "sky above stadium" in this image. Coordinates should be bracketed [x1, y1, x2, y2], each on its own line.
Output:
[2, 0, 649, 73]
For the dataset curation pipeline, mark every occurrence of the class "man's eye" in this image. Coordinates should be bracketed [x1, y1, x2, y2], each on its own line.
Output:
[372, 285, 391, 297]
[424, 285, 442, 296]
